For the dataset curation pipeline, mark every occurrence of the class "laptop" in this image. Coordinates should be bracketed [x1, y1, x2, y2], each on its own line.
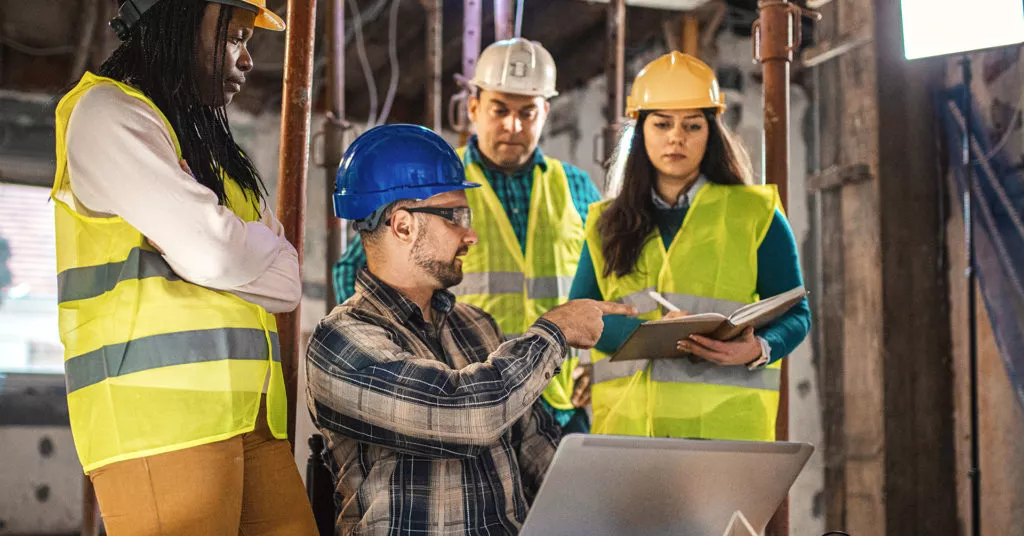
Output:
[519, 434, 814, 536]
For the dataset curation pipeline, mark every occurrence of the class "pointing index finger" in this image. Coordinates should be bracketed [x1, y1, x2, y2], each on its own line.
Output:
[595, 301, 639, 317]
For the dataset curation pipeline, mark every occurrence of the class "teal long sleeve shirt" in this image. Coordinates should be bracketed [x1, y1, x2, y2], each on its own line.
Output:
[569, 207, 811, 363]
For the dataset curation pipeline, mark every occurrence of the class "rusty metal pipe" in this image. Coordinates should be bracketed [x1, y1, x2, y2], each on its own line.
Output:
[601, 0, 626, 168]
[276, 0, 318, 449]
[325, 0, 347, 313]
[755, 1, 796, 534]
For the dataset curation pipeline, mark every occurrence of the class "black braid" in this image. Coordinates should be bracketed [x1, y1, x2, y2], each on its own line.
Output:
[98, 0, 265, 211]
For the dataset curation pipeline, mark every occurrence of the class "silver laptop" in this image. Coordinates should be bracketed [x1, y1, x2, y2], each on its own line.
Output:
[519, 434, 814, 536]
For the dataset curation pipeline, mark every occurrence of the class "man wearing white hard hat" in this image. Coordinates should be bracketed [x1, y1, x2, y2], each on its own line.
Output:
[334, 38, 601, 434]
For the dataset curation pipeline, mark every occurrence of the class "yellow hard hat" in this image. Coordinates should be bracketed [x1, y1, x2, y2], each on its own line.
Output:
[110, 0, 285, 41]
[625, 51, 725, 119]
[225, 0, 286, 32]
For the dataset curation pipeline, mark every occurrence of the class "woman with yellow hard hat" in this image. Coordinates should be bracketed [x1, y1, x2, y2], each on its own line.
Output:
[569, 52, 811, 440]
[53, 0, 317, 533]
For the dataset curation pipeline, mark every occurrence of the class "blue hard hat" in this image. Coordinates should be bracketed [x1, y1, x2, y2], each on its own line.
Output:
[333, 124, 479, 222]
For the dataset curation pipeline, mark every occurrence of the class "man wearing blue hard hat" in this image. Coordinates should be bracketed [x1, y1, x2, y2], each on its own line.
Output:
[333, 40, 601, 437]
[306, 124, 636, 535]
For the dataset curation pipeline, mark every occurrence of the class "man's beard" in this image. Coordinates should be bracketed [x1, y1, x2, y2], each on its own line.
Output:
[411, 230, 467, 289]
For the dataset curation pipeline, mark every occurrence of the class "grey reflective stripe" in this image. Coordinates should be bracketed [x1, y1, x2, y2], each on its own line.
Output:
[593, 358, 648, 384]
[526, 275, 574, 300]
[650, 359, 779, 390]
[450, 272, 524, 296]
[593, 358, 779, 391]
[616, 287, 659, 315]
[57, 247, 179, 304]
[661, 293, 746, 316]
[270, 332, 281, 362]
[64, 328, 272, 393]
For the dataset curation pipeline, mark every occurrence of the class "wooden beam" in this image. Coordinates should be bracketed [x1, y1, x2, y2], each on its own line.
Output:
[874, 0, 957, 531]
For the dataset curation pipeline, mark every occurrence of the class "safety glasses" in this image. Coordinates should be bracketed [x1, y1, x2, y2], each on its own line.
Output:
[388, 206, 473, 229]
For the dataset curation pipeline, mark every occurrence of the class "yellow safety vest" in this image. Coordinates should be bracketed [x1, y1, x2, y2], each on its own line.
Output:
[53, 72, 287, 473]
[586, 183, 782, 440]
[450, 148, 584, 410]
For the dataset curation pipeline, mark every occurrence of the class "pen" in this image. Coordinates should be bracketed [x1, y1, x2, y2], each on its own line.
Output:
[647, 290, 680, 312]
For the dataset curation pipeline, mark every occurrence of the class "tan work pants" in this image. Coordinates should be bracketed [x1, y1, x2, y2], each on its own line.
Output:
[89, 399, 318, 536]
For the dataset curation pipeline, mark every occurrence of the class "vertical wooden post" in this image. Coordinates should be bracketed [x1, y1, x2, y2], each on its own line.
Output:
[276, 0, 318, 448]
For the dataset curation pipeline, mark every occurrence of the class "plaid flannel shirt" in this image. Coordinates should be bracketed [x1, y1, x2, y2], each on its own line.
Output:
[306, 268, 566, 535]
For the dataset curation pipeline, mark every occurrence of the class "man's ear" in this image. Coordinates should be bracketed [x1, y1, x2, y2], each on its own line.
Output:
[468, 95, 480, 123]
[388, 208, 417, 244]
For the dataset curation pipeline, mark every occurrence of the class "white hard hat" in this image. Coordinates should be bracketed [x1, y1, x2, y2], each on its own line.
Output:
[469, 38, 558, 99]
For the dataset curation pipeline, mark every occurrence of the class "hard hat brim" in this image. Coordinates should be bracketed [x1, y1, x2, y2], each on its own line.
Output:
[470, 80, 559, 99]
[211, 0, 286, 31]
[334, 181, 481, 221]
[254, 8, 286, 31]
[626, 99, 726, 119]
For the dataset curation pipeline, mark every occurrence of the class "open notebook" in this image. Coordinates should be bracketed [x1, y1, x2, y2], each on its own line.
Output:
[609, 286, 808, 362]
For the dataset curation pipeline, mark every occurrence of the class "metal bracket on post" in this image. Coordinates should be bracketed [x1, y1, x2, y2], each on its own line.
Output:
[807, 164, 873, 192]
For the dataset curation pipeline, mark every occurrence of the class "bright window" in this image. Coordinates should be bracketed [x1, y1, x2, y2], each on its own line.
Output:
[0, 183, 62, 374]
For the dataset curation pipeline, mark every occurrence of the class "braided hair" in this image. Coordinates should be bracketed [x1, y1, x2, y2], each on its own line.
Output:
[98, 0, 265, 210]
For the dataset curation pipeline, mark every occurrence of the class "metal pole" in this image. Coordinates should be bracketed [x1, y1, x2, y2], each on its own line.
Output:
[961, 53, 981, 536]
[602, 0, 625, 168]
[425, 0, 443, 131]
[495, 0, 514, 41]
[459, 0, 482, 147]
[325, 0, 347, 313]
[276, 0, 318, 449]
[755, 1, 797, 534]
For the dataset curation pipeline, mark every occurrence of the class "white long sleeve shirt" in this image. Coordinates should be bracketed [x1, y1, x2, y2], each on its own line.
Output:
[65, 84, 301, 314]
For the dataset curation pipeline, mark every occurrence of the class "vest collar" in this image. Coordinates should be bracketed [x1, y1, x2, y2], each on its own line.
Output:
[651, 175, 708, 209]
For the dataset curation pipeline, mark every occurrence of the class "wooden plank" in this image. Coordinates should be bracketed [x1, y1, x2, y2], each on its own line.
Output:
[811, 6, 848, 529]
[873, 0, 957, 532]
[835, 1, 886, 533]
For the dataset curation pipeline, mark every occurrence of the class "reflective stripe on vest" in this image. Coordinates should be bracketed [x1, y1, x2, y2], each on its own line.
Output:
[585, 183, 780, 440]
[65, 329, 281, 393]
[57, 247, 177, 303]
[450, 272, 576, 301]
[452, 148, 584, 410]
[592, 357, 781, 391]
[53, 72, 288, 472]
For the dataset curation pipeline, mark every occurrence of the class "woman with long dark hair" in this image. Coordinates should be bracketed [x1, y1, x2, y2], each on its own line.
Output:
[52, 1, 316, 533]
[570, 52, 811, 440]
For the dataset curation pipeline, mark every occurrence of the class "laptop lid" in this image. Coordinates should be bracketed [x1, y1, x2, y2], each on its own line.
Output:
[520, 434, 814, 536]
